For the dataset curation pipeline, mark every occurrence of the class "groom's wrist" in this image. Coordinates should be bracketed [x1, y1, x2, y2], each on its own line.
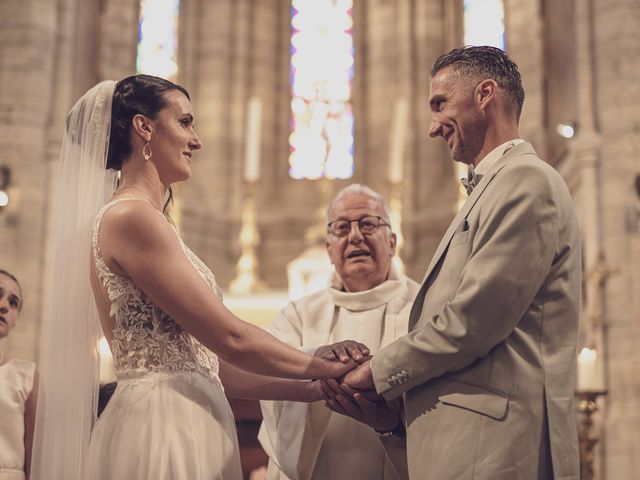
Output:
[374, 420, 405, 438]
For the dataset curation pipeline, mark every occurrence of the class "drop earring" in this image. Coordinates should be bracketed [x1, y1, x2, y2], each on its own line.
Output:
[143, 142, 153, 160]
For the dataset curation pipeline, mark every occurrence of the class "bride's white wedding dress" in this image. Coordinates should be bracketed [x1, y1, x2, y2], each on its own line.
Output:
[84, 197, 243, 479]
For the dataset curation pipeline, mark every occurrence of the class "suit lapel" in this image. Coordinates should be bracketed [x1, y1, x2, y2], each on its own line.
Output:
[419, 162, 503, 284]
[409, 143, 536, 329]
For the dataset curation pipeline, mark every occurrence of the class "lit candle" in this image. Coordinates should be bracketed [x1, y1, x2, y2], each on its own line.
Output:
[244, 97, 263, 182]
[577, 347, 599, 392]
[388, 98, 408, 183]
[98, 336, 115, 383]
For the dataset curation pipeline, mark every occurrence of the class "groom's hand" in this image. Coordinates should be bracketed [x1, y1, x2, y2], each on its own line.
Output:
[341, 359, 375, 390]
[314, 340, 370, 363]
[322, 379, 401, 432]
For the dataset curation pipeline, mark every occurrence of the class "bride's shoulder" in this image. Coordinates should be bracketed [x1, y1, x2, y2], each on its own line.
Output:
[100, 199, 175, 246]
[102, 198, 161, 223]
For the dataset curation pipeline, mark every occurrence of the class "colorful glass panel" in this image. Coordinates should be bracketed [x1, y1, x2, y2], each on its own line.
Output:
[289, 0, 354, 179]
[137, 0, 181, 80]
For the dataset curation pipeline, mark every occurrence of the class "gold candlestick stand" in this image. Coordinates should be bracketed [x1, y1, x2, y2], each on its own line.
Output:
[230, 181, 264, 294]
[576, 389, 607, 480]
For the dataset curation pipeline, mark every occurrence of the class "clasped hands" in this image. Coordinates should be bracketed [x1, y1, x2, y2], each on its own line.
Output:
[314, 341, 402, 433]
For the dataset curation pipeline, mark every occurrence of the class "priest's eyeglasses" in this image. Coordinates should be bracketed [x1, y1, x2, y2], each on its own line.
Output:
[327, 216, 391, 238]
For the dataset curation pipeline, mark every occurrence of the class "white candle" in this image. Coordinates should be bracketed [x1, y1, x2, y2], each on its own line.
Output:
[244, 97, 263, 182]
[577, 347, 599, 392]
[388, 98, 408, 183]
[98, 336, 115, 383]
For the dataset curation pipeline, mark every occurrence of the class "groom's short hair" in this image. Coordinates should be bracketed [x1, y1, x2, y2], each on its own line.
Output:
[431, 46, 525, 121]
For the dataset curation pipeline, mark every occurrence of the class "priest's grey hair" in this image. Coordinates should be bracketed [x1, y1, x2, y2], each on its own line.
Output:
[326, 183, 392, 227]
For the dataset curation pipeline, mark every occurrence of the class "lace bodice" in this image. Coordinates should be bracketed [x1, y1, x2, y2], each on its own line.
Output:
[92, 197, 221, 380]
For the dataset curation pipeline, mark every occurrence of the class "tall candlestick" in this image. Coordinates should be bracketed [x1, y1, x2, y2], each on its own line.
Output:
[229, 182, 265, 294]
[244, 97, 262, 182]
[388, 98, 408, 183]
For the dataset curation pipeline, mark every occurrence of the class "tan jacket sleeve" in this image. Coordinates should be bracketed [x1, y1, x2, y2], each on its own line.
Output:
[372, 161, 561, 399]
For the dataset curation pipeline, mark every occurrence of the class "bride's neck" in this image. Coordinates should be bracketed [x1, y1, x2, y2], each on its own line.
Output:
[117, 166, 166, 211]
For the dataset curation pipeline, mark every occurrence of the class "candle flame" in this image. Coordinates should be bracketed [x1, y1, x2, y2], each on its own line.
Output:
[579, 347, 597, 361]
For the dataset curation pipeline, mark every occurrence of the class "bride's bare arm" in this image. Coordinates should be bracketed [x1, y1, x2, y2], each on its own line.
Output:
[219, 360, 323, 402]
[99, 201, 355, 380]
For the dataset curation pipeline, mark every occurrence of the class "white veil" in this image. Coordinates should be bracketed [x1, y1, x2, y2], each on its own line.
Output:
[31, 80, 117, 480]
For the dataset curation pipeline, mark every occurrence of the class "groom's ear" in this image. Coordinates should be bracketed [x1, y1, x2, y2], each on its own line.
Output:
[131, 113, 154, 143]
[476, 79, 497, 112]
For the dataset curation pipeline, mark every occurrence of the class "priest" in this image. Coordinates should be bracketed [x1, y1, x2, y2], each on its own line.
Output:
[259, 184, 419, 480]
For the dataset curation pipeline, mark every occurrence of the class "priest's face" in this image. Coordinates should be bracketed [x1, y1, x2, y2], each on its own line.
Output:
[326, 193, 396, 292]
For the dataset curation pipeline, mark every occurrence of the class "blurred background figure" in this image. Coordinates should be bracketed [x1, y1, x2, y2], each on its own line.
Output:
[0, 269, 38, 480]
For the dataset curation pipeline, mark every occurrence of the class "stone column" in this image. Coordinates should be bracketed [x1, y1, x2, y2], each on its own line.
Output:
[99, 0, 139, 79]
[40, 0, 81, 367]
[504, 0, 546, 158]
[355, 0, 457, 282]
[180, 0, 267, 286]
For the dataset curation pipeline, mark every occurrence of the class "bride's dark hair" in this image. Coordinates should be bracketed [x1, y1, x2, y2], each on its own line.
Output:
[107, 74, 190, 170]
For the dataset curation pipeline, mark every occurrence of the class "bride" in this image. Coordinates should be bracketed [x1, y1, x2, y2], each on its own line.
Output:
[31, 76, 358, 480]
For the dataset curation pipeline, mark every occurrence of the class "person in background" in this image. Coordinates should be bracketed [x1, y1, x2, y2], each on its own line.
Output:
[0, 269, 38, 480]
[259, 184, 419, 480]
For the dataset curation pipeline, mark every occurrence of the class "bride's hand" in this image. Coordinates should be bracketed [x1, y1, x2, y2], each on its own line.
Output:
[326, 354, 371, 379]
[341, 359, 375, 390]
[303, 379, 326, 402]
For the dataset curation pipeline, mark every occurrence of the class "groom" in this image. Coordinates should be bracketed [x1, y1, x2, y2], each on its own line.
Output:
[333, 46, 581, 479]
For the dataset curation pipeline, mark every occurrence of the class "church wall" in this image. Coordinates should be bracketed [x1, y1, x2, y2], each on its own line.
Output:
[354, 0, 458, 283]
[504, 0, 547, 159]
[542, 0, 577, 167]
[179, 0, 244, 286]
[0, 0, 139, 363]
[594, 0, 640, 475]
[99, 0, 140, 80]
[179, 0, 305, 289]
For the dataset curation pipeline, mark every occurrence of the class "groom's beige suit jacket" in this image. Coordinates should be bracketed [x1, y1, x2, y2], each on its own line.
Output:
[371, 142, 581, 479]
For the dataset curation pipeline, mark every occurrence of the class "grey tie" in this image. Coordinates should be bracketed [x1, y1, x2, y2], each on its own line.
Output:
[460, 165, 483, 196]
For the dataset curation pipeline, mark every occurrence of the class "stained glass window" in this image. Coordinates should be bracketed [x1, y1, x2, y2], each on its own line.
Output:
[289, 0, 355, 180]
[463, 0, 505, 50]
[137, 0, 181, 80]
